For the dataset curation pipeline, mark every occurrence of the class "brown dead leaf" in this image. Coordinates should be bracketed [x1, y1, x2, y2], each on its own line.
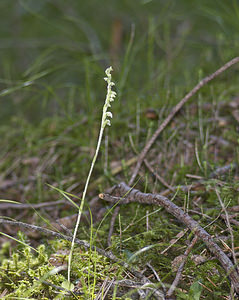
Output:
[231, 109, 239, 123]
[48, 249, 69, 268]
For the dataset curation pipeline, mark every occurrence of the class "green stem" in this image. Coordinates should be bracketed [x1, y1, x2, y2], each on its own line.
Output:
[67, 66, 115, 284]
[67, 124, 105, 283]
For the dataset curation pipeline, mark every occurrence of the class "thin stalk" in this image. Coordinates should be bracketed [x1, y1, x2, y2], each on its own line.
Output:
[67, 67, 116, 284]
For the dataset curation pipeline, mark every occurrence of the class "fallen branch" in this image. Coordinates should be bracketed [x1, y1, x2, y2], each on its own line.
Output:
[160, 162, 237, 197]
[99, 182, 239, 293]
[0, 200, 66, 210]
[0, 218, 165, 299]
[129, 57, 239, 185]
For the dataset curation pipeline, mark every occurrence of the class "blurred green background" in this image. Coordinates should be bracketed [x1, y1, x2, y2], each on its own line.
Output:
[0, 0, 239, 205]
[1, 0, 239, 124]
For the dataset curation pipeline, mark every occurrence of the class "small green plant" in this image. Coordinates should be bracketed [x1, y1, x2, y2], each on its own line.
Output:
[177, 280, 203, 300]
[68, 66, 117, 284]
[0, 238, 124, 298]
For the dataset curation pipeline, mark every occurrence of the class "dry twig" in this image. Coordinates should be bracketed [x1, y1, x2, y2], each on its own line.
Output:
[107, 206, 120, 247]
[107, 56, 239, 254]
[0, 218, 165, 299]
[160, 163, 237, 197]
[0, 200, 66, 210]
[129, 57, 239, 185]
[99, 182, 239, 293]
[167, 236, 198, 297]
[143, 159, 173, 191]
[216, 189, 238, 272]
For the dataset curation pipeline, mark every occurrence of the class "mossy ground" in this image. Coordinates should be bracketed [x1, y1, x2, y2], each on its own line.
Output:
[1, 1, 239, 299]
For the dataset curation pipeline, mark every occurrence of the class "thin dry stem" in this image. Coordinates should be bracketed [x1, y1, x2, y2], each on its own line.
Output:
[129, 57, 239, 185]
[107, 206, 120, 247]
[167, 236, 198, 297]
[100, 182, 239, 293]
[216, 188, 238, 272]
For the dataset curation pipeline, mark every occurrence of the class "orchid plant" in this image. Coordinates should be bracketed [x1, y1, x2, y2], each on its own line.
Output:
[67, 67, 116, 284]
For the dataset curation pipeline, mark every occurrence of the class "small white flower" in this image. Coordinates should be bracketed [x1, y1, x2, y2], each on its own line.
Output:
[105, 66, 113, 76]
[105, 119, 111, 126]
[106, 112, 113, 118]
[102, 67, 116, 128]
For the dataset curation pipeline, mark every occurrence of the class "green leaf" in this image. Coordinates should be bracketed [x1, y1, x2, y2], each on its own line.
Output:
[61, 280, 74, 291]
[188, 281, 203, 300]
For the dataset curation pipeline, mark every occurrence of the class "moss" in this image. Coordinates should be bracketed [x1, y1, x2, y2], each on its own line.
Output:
[0, 237, 126, 299]
[176, 258, 231, 299]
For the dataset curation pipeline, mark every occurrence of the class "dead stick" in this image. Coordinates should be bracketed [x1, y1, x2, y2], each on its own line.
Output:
[0, 219, 142, 278]
[167, 236, 198, 297]
[0, 218, 164, 298]
[0, 200, 66, 210]
[160, 162, 237, 197]
[216, 189, 238, 272]
[99, 182, 239, 293]
[107, 206, 120, 247]
[129, 57, 239, 185]
[143, 159, 173, 191]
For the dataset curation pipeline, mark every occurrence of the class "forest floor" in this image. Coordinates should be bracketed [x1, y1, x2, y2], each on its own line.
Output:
[0, 1, 239, 299]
